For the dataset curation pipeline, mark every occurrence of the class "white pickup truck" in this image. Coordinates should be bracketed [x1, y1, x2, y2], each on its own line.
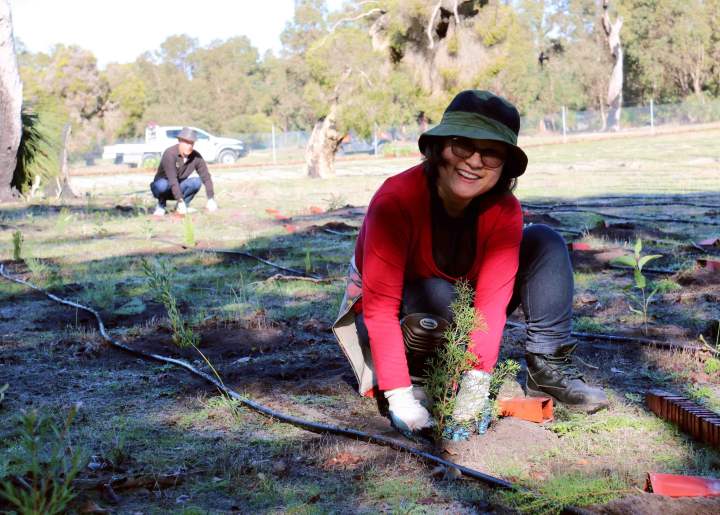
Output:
[102, 125, 248, 166]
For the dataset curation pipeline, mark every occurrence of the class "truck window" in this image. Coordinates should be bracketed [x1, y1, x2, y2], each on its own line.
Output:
[195, 130, 209, 140]
[166, 129, 181, 139]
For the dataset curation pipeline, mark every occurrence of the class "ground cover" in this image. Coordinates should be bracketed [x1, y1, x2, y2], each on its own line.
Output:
[1, 128, 719, 514]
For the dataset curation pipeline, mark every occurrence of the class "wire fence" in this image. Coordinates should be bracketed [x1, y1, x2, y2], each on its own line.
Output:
[88, 96, 720, 168]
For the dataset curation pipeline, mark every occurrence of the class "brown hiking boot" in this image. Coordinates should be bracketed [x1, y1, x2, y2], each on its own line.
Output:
[525, 344, 609, 413]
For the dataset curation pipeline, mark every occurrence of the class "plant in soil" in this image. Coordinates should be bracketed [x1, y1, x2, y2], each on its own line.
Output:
[183, 215, 196, 247]
[425, 280, 486, 440]
[141, 258, 199, 349]
[612, 238, 662, 335]
[11, 230, 23, 261]
[0, 406, 85, 515]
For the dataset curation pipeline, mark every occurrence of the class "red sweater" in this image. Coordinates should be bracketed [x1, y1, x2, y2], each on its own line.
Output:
[355, 164, 522, 391]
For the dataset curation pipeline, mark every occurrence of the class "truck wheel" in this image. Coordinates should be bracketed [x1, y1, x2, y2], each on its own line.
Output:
[218, 150, 237, 164]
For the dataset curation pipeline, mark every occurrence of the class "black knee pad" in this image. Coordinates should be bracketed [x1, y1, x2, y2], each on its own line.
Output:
[400, 313, 449, 377]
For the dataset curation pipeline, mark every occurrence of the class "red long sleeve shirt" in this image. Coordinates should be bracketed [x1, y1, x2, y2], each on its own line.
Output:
[355, 164, 522, 391]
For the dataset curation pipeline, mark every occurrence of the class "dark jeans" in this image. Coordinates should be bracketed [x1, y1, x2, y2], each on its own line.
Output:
[356, 224, 573, 356]
[150, 177, 202, 207]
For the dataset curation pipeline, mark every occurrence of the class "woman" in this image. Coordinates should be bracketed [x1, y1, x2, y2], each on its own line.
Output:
[333, 90, 608, 436]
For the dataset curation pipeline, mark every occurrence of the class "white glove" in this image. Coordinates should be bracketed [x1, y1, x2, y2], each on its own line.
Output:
[206, 198, 218, 212]
[452, 369, 491, 423]
[176, 200, 187, 215]
[384, 386, 433, 432]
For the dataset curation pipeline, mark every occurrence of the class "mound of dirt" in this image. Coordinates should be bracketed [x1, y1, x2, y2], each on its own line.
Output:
[442, 417, 559, 476]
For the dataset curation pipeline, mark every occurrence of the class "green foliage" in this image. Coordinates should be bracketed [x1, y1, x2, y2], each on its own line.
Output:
[142, 259, 199, 348]
[0, 407, 85, 515]
[12, 230, 23, 261]
[612, 238, 662, 335]
[499, 472, 627, 514]
[183, 215, 196, 248]
[704, 357, 720, 375]
[11, 109, 62, 195]
[425, 280, 486, 439]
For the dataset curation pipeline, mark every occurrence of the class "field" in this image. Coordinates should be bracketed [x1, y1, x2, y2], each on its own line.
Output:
[1, 128, 720, 514]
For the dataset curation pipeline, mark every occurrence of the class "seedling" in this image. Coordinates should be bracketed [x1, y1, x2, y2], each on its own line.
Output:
[183, 215, 196, 247]
[142, 259, 199, 348]
[699, 320, 720, 374]
[0, 406, 85, 515]
[141, 259, 225, 388]
[612, 238, 662, 335]
[12, 230, 23, 261]
[425, 280, 486, 440]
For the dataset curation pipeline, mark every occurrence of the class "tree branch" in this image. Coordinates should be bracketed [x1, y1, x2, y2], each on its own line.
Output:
[427, 1, 443, 49]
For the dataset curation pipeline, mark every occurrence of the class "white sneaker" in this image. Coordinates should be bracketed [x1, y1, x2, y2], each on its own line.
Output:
[153, 205, 166, 216]
[452, 370, 491, 422]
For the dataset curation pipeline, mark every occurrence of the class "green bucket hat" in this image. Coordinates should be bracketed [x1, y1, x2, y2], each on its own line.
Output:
[418, 90, 528, 178]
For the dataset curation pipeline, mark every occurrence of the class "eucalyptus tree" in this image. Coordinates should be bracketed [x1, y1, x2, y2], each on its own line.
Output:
[0, 0, 23, 200]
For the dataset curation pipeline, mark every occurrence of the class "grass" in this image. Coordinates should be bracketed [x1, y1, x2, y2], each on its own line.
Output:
[0, 129, 719, 513]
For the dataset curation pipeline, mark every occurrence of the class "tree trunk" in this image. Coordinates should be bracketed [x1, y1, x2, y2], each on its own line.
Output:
[0, 0, 22, 201]
[602, 1, 623, 132]
[304, 69, 351, 179]
[44, 123, 78, 199]
[305, 100, 344, 179]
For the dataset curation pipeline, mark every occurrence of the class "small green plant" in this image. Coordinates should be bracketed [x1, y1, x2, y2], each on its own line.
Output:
[183, 215, 196, 247]
[612, 238, 662, 335]
[425, 280, 487, 439]
[489, 359, 521, 406]
[54, 207, 73, 233]
[323, 193, 347, 211]
[304, 249, 313, 274]
[142, 259, 199, 348]
[0, 406, 85, 515]
[12, 230, 23, 261]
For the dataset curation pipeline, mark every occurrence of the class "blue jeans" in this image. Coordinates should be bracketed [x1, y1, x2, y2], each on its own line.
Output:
[150, 177, 202, 207]
[356, 224, 573, 356]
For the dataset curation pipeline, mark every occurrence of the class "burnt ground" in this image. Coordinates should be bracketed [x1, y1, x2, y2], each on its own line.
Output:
[1, 193, 720, 514]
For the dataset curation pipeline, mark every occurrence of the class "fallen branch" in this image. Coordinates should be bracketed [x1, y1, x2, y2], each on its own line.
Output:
[74, 472, 185, 492]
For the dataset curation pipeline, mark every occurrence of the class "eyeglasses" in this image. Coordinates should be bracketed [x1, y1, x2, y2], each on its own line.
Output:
[449, 137, 506, 168]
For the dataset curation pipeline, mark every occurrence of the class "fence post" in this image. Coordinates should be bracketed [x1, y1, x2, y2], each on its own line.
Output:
[650, 99, 655, 135]
[271, 124, 277, 164]
[561, 106, 567, 143]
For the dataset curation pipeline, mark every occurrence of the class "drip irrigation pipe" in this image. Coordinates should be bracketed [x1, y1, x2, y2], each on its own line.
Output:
[0, 264, 515, 491]
[146, 237, 320, 279]
[505, 321, 706, 353]
[549, 208, 720, 227]
[524, 200, 720, 210]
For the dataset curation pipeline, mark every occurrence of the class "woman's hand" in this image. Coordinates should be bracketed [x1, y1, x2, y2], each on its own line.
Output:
[384, 386, 434, 433]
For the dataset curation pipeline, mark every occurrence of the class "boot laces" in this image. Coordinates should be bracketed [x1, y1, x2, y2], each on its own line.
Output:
[544, 353, 584, 381]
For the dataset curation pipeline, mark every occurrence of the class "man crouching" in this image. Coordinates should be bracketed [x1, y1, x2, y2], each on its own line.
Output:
[150, 127, 218, 216]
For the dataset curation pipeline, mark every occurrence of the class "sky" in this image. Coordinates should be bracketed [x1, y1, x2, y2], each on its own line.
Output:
[10, 0, 345, 68]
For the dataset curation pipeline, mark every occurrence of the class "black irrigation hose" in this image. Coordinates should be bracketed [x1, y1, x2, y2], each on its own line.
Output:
[505, 320, 706, 353]
[148, 238, 320, 279]
[0, 264, 515, 491]
[549, 208, 720, 227]
[524, 200, 720, 210]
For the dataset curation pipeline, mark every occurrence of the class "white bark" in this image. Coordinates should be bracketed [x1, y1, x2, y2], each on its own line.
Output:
[427, 1, 443, 49]
[602, 1, 623, 131]
[304, 69, 352, 179]
[0, 0, 22, 200]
